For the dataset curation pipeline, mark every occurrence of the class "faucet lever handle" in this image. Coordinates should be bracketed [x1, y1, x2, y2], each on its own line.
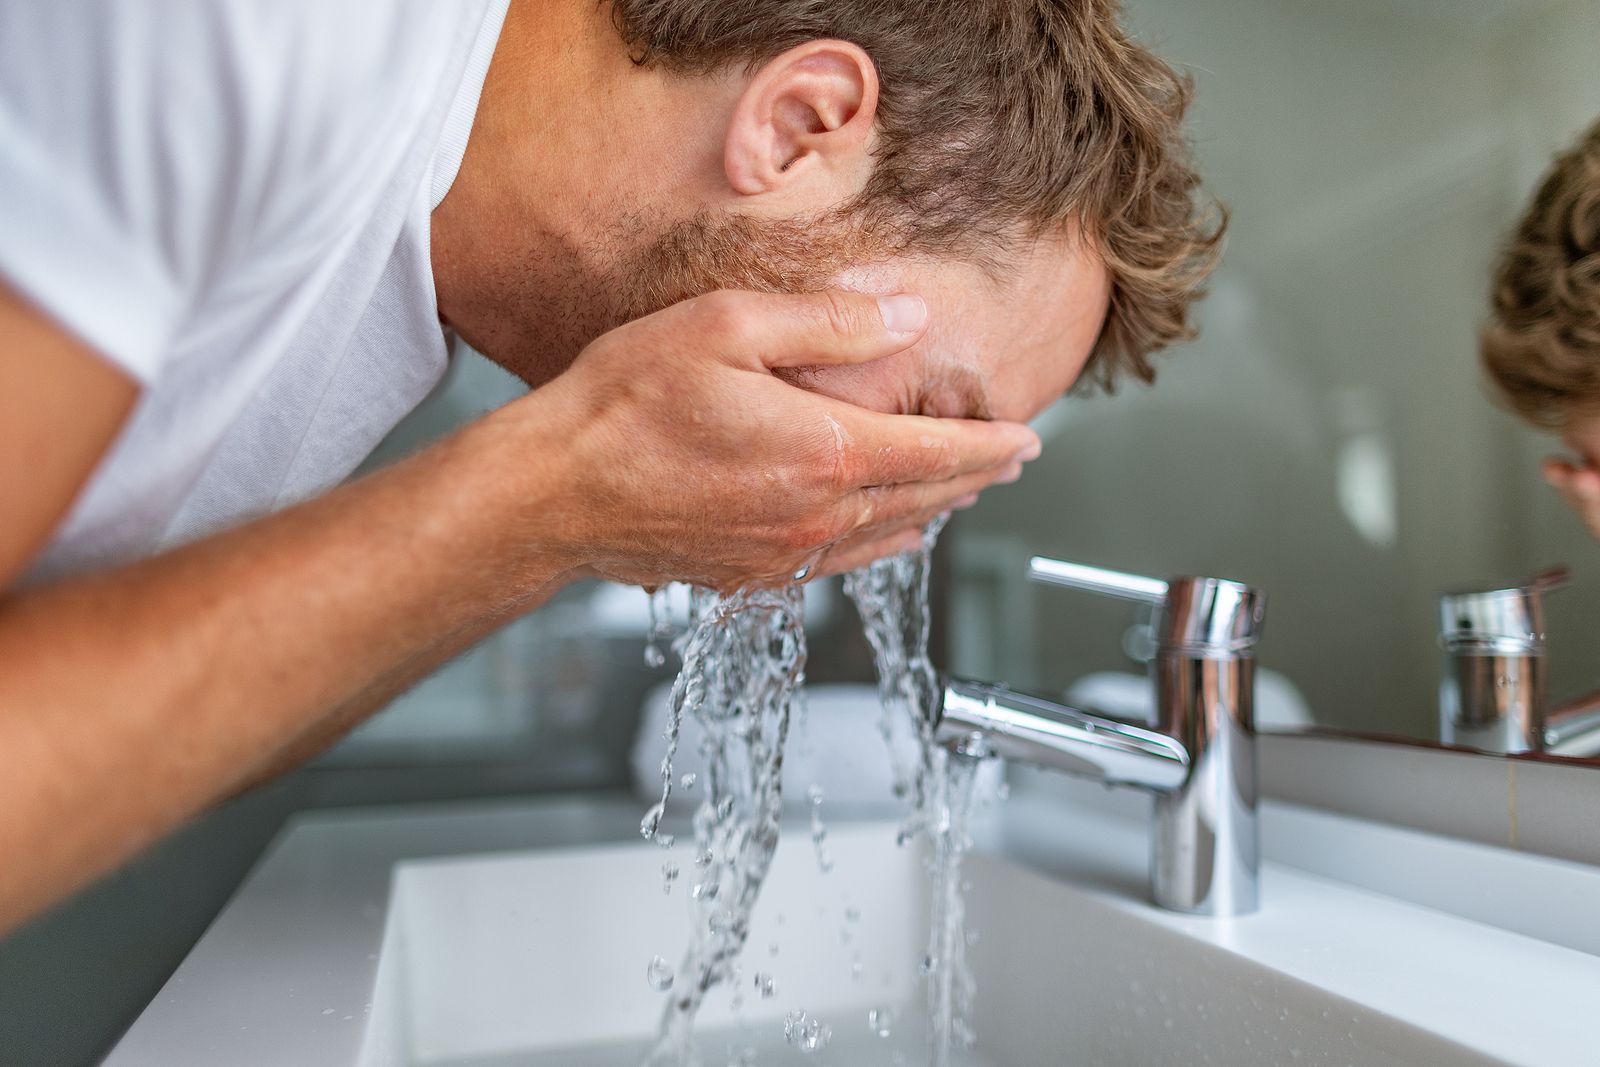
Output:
[1027, 556, 1169, 605]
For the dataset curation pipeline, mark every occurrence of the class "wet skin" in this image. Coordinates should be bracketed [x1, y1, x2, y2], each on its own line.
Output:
[783, 234, 1112, 424]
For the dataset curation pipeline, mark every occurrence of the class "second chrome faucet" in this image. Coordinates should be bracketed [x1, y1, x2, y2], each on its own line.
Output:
[933, 557, 1266, 917]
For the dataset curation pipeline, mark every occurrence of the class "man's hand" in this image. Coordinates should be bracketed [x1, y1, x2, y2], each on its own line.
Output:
[1544, 456, 1600, 539]
[519, 289, 1039, 589]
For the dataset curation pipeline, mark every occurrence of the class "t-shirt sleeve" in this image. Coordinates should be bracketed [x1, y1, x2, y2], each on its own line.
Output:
[0, 4, 256, 382]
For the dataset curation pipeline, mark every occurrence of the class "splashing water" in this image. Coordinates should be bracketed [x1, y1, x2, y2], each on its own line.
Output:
[842, 518, 949, 843]
[843, 516, 982, 1065]
[644, 587, 674, 669]
[640, 517, 981, 1064]
[641, 585, 809, 1066]
[921, 753, 982, 1064]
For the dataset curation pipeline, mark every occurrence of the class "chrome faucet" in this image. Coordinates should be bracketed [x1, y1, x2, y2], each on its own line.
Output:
[1438, 566, 1600, 756]
[936, 557, 1265, 917]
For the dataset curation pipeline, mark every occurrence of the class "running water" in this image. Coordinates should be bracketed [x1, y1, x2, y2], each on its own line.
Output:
[641, 585, 810, 1066]
[640, 518, 983, 1065]
[843, 517, 982, 1065]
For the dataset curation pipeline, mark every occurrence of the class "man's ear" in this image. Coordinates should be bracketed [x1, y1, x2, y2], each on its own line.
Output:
[724, 40, 879, 199]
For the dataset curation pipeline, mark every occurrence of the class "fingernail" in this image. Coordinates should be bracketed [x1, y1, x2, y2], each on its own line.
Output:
[953, 492, 980, 510]
[877, 294, 927, 336]
[996, 462, 1024, 485]
[1016, 438, 1042, 462]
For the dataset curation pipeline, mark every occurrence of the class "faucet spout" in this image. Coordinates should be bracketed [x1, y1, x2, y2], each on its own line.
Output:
[938, 562, 1265, 917]
[1547, 689, 1600, 755]
[936, 678, 1189, 791]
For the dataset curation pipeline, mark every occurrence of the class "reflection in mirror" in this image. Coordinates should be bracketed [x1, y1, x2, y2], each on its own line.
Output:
[945, 0, 1600, 759]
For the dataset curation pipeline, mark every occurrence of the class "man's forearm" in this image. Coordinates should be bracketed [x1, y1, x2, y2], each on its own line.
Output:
[231, 607, 516, 796]
[0, 405, 579, 933]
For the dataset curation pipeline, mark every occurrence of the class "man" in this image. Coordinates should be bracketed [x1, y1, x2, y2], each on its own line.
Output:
[1483, 117, 1600, 535]
[0, 0, 1220, 933]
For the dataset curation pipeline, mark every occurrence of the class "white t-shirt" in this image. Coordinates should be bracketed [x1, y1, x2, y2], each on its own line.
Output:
[0, 0, 511, 583]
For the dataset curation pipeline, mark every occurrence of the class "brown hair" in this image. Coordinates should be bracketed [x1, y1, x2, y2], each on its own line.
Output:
[1483, 118, 1600, 429]
[607, 0, 1225, 389]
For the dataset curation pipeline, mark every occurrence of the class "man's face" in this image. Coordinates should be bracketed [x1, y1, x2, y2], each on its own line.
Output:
[787, 235, 1110, 423]
[610, 214, 1110, 424]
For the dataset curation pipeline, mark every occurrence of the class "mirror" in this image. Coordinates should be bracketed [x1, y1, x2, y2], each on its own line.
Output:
[944, 0, 1600, 760]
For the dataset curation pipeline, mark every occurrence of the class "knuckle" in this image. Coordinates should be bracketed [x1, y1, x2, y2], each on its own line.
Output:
[819, 291, 866, 343]
[853, 490, 878, 531]
[695, 290, 753, 343]
[826, 445, 857, 493]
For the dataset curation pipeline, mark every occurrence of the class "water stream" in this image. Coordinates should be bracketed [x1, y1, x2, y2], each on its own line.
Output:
[641, 586, 810, 1065]
[639, 519, 983, 1065]
[843, 517, 981, 1065]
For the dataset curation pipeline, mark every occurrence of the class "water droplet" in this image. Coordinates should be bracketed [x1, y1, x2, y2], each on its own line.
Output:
[644, 642, 666, 669]
[647, 956, 675, 992]
[868, 1006, 895, 1038]
[691, 881, 719, 901]
[321, 1008, 334, 1016]
[807, 784, 825, 805]
[919, 954, 939, 977]
[639, 802, 665, 840]
[694, 849, 714, 867]
[754, 972, 776, 998]
[844, 906, 860, 923]
[655, 832, 675, 849]
[661, 863, 679, 894]
[783, 1010, 832, 1053]
[680, 772, 697, 790]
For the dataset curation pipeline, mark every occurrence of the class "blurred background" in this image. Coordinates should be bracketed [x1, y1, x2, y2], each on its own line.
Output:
[5, 0, 1600, 1063]
[952, 0, 1600, 740]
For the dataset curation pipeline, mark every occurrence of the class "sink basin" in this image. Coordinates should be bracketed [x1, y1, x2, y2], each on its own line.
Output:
[371, 826, 934, 1066]
[104, 791, 1600, 1067]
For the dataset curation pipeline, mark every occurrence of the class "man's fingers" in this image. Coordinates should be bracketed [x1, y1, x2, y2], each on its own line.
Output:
[816, 484, 991, 578]
[832, 405, 1041, 487]
[1545, 457, 1582, 488]
[813, 527, 928, 579]
[845, 463, 1018, 536]
[668, 289, 928, 371]
[1568, 467, 1600, 500]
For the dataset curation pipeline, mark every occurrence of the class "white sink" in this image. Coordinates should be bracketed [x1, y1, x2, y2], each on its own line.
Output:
[104, 791, 1600, 1066]
[369, 826, 932, 1066]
